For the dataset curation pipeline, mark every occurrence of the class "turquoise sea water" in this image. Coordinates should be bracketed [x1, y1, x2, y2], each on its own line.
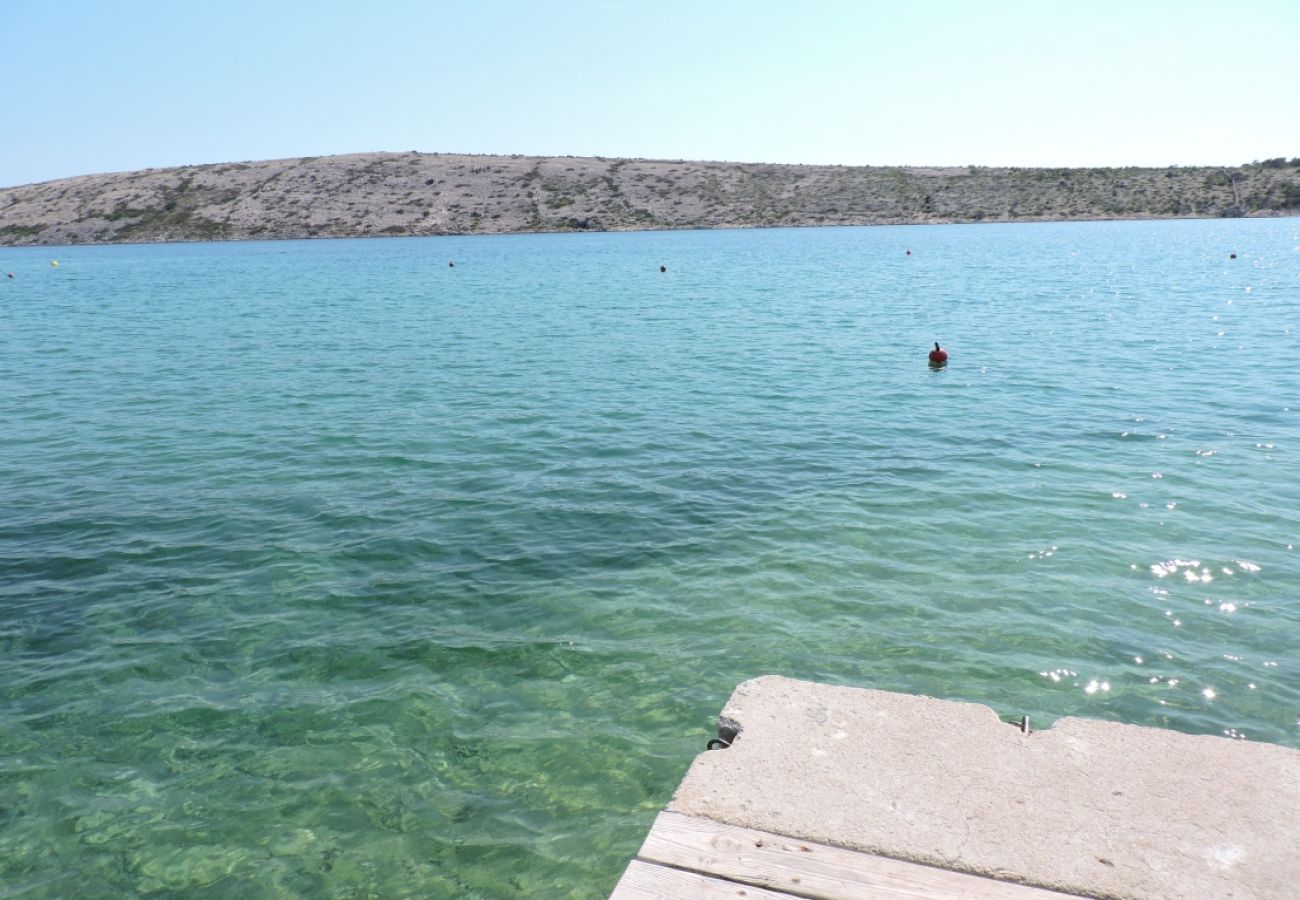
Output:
[2, 219, 1298, 897]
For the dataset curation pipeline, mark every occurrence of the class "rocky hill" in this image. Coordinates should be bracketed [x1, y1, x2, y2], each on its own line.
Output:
[3, 152, 1299, 246]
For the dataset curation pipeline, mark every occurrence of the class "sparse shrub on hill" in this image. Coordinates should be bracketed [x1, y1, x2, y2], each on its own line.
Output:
[2, 152, 1299, 245]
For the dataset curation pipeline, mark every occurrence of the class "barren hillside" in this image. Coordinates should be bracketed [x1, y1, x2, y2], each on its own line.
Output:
[3, 152, 1298, 246]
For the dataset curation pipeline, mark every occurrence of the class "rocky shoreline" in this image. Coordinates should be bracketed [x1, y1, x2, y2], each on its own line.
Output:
[3, 152, 1298, 246]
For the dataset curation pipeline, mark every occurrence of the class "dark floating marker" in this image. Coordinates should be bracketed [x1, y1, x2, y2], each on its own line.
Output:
[6, 272, 12, 279]
[1229, 253, 1237, 259]
[660, 265, 667, 273]
[905, 249, 912, 256]
[449, 261, 455, 268]
[928, 341, 949, 367]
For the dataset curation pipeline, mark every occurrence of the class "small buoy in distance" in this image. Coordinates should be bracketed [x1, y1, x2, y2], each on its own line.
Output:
[448, 261, 455, 268]
[6, 272, 12, 279]
[905, 249, 912, 256]
[1229, 253, 1237, 259]
[659, 265, 667, 272]
[50, 260, 58, 268]
[928, 342, 948, 365]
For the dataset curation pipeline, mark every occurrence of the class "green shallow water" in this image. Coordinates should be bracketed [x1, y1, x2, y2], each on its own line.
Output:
[2, 219, 1298, 897]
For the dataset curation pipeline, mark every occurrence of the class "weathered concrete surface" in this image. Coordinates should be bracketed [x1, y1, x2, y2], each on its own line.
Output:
[669, 676, 1300, 900]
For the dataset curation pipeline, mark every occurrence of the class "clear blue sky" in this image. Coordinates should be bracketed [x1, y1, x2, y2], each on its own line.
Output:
[4, 0, 1297, 187]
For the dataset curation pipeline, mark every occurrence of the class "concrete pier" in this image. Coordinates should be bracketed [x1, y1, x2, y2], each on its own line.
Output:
[611, 675, 1300, 899]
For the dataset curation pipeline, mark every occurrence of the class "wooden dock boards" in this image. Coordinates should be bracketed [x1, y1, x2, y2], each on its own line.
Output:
[610, 811, 1086, 899]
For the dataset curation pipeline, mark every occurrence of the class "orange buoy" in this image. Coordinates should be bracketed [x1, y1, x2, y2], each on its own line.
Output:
[928, 342, 948, 365]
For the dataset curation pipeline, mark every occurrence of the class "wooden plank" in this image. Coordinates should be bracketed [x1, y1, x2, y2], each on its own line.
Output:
[610, 858, 799, 899]
[635, 811, 1084, 900]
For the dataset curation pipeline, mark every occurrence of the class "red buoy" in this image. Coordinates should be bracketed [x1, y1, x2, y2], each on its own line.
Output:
[928, 342, 948, 365]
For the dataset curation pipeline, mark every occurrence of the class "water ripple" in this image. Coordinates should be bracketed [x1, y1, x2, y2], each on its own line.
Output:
[2, 219, 1299, 897]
